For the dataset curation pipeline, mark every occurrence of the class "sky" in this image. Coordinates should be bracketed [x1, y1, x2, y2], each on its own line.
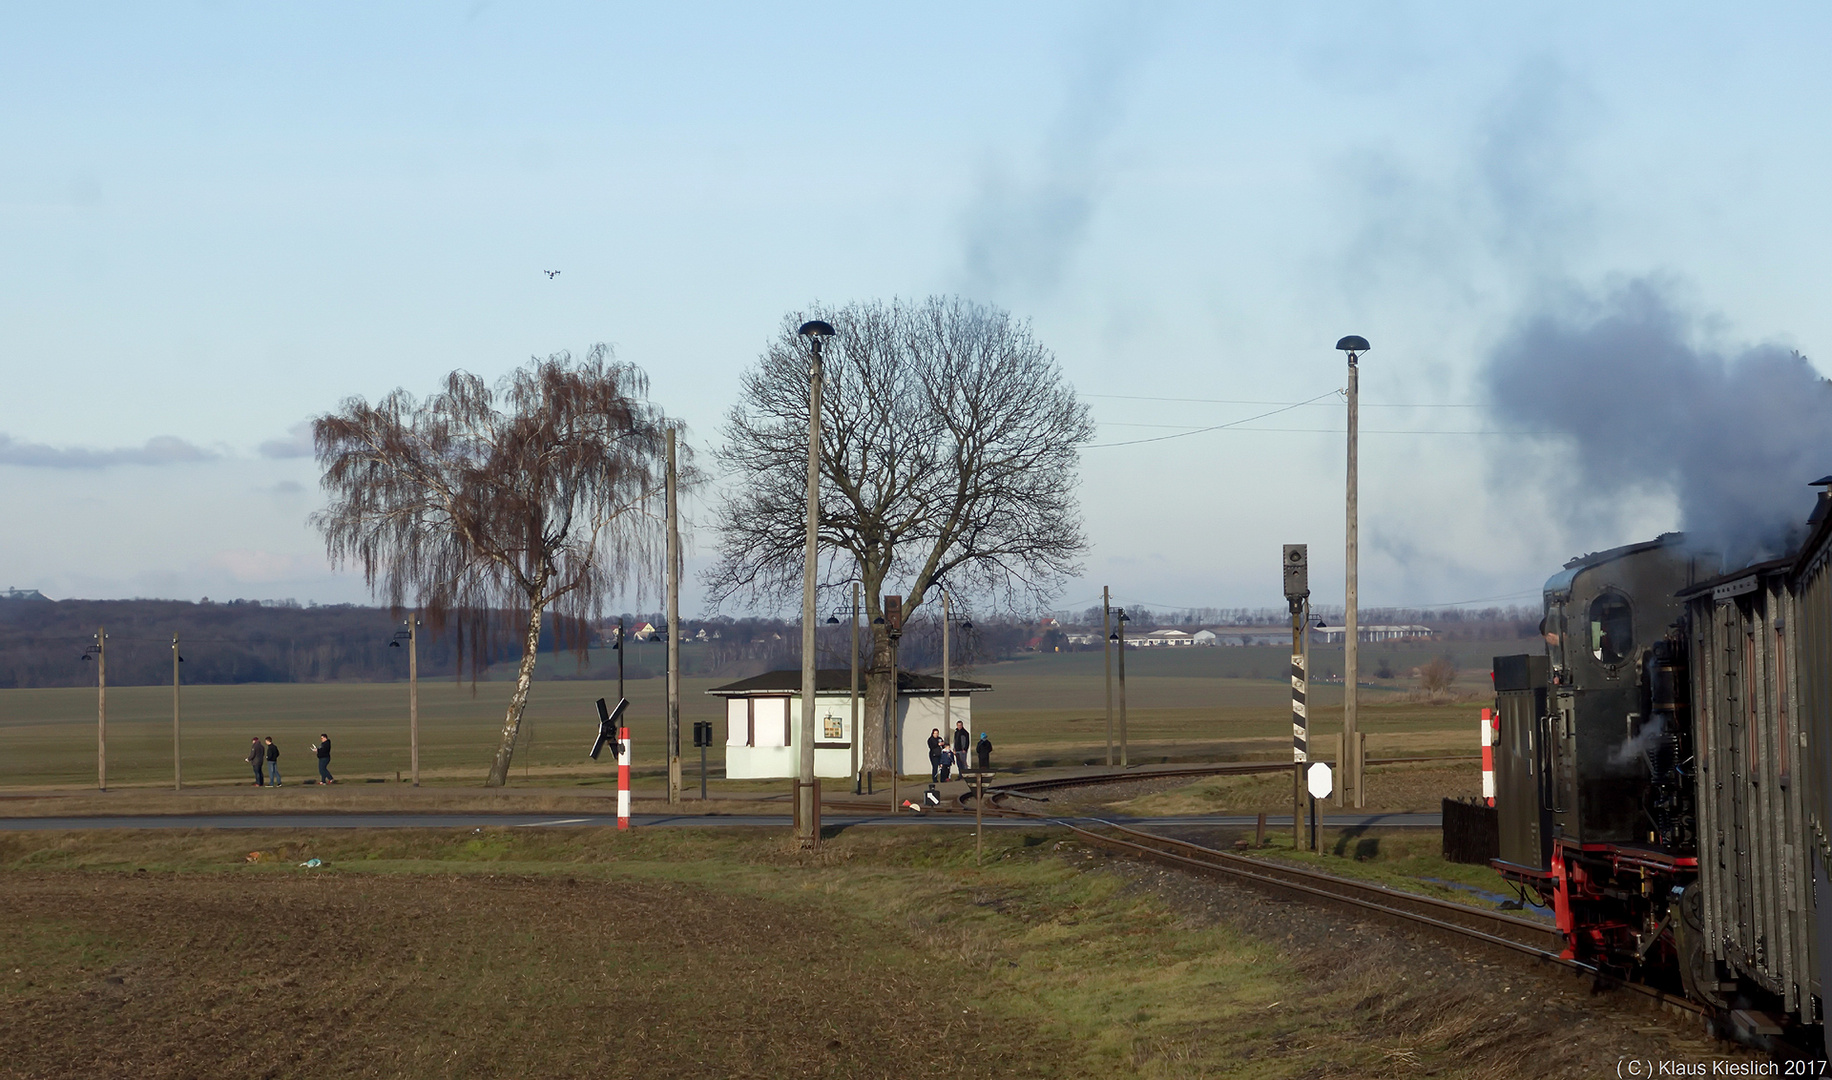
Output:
[5, 3, 1832, 620]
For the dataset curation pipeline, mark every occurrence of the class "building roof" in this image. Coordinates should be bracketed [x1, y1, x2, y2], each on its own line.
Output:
[706, 668, 992, 697]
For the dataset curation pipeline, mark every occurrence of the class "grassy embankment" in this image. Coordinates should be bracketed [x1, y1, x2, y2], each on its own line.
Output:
[0, 823, 1590, 1078]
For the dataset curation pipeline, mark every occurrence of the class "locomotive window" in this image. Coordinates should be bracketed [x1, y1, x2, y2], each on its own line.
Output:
[1589, 593, 1633, 664]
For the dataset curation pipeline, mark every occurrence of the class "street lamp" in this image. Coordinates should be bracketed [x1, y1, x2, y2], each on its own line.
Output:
[389, 612, 421, 786]
[1336, 334, 1368, 808]
[1108, 608, 1131, 767]
[796, 318, 835, 850]
[828, 590, 864, 794]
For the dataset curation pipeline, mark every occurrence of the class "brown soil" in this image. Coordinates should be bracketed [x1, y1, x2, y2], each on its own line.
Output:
[0, 871, 1062, 1079]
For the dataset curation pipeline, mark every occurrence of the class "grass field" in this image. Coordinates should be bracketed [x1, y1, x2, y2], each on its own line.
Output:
[0, 642, 1530, 792]
[0, 824, 1724, 1079]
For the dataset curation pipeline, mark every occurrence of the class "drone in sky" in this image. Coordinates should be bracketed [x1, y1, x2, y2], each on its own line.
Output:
[543, 269, 561, 279]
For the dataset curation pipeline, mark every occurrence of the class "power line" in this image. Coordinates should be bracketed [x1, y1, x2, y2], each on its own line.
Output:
[1086, 393, 1485, 408]
[1085, 391, 1341, 448]
[1096, 421, 1553, 435]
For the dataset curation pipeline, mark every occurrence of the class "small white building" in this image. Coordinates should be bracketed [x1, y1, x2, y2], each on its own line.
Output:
[707, 669, 993, 779]
[1191, 629, 1218, 646]
[1136, 629, 1195, 647]
[1310, 624, 1436, 643]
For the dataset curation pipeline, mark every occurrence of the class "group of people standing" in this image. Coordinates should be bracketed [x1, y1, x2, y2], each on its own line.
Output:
[244, 734, 335, 787]
[927, 720, 991, 782]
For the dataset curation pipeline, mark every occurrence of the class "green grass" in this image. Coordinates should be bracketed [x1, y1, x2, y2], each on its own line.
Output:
[0, 642, 1528, 790]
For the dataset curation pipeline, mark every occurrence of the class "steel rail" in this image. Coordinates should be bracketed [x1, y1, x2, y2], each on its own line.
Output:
[986, 755, 1482, 797]
[985, 796, 1705, 1019]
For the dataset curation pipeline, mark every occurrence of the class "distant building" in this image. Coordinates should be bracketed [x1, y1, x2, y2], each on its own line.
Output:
[1191, 629, 1218, 646]
[1135, 629, 1195, 647]
[1, 587, 48, 602]
[1310, 624, 1435, 643]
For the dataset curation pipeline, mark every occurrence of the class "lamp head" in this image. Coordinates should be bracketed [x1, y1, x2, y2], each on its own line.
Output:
[960, 619, 972, 631]
[826, 614, 840, 625]
[798, 320, 836, 338]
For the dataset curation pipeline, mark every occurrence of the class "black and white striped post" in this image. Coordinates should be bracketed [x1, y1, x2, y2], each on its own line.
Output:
[1283, 545, 1311, 849]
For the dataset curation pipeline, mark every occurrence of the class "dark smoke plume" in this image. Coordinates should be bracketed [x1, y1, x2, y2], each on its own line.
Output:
[1484, 278, 1832, 563]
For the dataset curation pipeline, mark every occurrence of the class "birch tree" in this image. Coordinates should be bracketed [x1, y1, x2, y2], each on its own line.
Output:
[707, 297, 1094, 769]
[313, 345, 678, 786]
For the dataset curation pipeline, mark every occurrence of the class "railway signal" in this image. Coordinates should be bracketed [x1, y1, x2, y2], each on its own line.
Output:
[692, 720, 713, 799]
[1283, 544, 1311, 848]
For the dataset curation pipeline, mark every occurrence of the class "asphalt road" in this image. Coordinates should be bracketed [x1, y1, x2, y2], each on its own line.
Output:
[0, 812, 1441, 831]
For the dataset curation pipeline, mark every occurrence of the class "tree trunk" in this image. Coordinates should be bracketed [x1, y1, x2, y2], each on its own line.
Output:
[486, 594, 547, 786]
[860, 620, 894, 771]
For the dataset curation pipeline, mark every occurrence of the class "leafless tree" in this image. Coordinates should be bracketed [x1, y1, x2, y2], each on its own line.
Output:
[1418, 655, 1458, 699]
[706, 297, 1095, 769]
[312, 346, 680, 786]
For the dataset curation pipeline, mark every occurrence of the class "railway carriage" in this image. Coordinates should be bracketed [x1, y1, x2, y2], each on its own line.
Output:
[1489, 489, 1832, 1047]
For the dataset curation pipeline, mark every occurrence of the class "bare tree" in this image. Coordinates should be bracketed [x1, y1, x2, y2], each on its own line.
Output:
[313, 346, 679, 786]
[707, 297, 1095, 769]
[1418, 655, 1458, 699]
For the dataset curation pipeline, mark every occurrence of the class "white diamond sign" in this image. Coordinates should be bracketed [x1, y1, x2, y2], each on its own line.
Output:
[1307, 761, 1333, 799]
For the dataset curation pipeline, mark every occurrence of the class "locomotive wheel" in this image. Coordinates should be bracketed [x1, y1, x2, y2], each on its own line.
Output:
[1673, 884, 1726, 1009]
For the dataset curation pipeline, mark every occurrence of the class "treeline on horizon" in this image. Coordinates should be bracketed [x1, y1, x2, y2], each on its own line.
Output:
[1054, 604, 1539, 641]
[0, 595, 1040, 689]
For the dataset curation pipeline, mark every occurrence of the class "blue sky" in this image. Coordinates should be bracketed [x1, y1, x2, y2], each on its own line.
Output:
[5, 3, 1830, 617]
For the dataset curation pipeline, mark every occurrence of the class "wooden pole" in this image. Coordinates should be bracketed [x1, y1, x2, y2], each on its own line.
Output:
[1102, 587, 1113, 766]
[1117, 609, 1128, 768]
[942, 591, 951, 776]
[172, 633, 181, 791]
[850, 582, 861, 795]
[975, 771, 985, 865]
[797, 335, 824, 849]
[1345, 350, 1362, 808]
[409, 613, 419, 786]
[667, 428, 682, 806]
[96, 627, 106, 791]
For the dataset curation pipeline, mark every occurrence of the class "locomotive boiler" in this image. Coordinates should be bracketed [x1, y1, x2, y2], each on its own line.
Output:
[1490, 489, 1832, 1046]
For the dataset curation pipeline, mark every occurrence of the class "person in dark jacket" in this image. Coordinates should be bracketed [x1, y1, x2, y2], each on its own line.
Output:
[926, 728, 944, 783]
[952, 721, 970, 774]
[246, 738, 265, 786]
[976, 731, 992, 772]
[264, 737, 281, 786]
[314, 733, 334, 784]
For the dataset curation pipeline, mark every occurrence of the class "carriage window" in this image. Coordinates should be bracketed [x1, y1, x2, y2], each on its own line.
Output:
[1589, 593, 1633, 664]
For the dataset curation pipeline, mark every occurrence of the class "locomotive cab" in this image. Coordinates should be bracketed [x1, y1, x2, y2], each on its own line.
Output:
[1491, 535, 1702, 970]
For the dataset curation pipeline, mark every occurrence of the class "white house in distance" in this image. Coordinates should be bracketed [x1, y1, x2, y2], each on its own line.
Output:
[1310, 624, 1436, 643]
[707, 669, 993, 779]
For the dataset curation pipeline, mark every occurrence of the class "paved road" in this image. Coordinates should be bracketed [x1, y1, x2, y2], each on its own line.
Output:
[0, 812, 1441, 831]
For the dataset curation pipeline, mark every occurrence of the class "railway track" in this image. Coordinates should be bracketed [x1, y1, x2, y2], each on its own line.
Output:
[985, 756, 1480, 799]
[984, 795, 1706, 1021]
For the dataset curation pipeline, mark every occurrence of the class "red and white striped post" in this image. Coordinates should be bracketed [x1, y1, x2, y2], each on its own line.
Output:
[618, 725, 632, 830]
[1480, 707, 1495, 806]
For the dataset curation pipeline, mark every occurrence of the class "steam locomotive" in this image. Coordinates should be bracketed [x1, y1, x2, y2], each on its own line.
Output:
[1490, 483, 1832, 1048]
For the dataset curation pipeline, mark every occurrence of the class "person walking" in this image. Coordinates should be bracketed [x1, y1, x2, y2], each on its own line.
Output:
[246, 738, 265, 787]
[952, 720, 970, 775]
[264, 737, 281, 787]
[926, 728, 944, 783]
[313, 733, 335, 785]
[976, 731, 993, 773]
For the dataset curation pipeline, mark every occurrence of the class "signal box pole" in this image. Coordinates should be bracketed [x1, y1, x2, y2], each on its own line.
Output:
[1283, 545, 1310, 847]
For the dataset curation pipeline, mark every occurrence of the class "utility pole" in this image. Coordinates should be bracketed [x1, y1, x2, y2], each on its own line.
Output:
[1283, 545, 1310, 848]
[666, 428, 682, 806]
[1337, 335, 1369, 808]
[1116, 609, 1129, 768]
[172, 633, 182, 791]
[95, 627, 106, 791]
[616, 616, 625, 704]
[409, 612, 419, 786]
[942, 590, 952, 774]
[886, 594, 903, 811]
[850, 582, 861, 795]
[796, 320, 834, 849]
[1102, 587, 1113, 767]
